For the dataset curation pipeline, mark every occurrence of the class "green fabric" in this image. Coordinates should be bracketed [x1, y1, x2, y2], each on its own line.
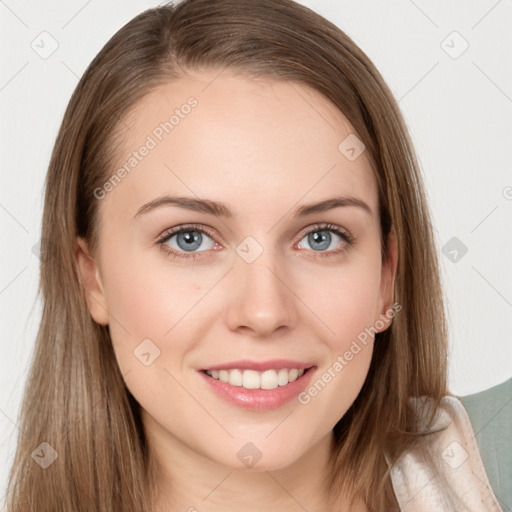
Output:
[460, 377, 512, 512]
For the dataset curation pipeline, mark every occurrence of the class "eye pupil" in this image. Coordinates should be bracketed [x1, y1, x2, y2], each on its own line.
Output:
[308, 230, 331, 251]
[177, 231, 202, 251]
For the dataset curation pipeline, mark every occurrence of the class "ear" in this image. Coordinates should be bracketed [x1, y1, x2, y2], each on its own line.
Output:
[375, 229, 399, 333]
[75, 237, 110, 325]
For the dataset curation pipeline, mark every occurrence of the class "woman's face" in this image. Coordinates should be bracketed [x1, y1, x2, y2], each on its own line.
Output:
[77, 70, 397, 473]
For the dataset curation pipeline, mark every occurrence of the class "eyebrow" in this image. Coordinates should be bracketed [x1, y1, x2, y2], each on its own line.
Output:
[134, 194, 373, 219]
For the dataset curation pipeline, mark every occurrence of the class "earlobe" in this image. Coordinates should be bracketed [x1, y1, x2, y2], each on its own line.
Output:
[376, 229, 399, 332]
[75, 237, 110, 326]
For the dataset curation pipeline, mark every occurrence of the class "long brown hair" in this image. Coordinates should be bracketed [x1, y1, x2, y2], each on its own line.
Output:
[6, 1, 448, 510]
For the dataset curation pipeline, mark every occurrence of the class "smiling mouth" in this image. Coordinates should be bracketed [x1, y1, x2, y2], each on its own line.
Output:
[202, 367, 314, 390]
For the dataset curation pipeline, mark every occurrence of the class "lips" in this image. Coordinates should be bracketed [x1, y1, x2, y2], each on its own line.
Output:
[201, 359, 314, 372]
[198, 360, 317, 410]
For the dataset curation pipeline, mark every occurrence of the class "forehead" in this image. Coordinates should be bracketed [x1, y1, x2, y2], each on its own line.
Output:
[102, 70, 378, 222]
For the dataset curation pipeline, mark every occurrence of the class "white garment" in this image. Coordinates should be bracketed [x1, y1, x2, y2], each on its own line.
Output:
[388, 396, 504, 511]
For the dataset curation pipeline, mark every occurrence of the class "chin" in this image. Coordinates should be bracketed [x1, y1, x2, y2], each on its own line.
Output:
[205, 438, 313, 473]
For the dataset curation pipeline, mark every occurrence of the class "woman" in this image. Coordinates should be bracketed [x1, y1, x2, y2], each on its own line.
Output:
[5, 0, 503, 510]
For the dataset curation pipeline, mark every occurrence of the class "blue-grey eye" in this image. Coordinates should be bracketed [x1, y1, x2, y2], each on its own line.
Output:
[164, 230, 215, 252]
[299, 229, 342, 252]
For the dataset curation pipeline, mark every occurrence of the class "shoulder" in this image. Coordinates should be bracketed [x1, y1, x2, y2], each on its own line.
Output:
[387, 395, 504, 511]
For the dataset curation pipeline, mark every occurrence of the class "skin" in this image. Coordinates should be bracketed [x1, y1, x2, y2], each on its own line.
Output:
[76, 69, 398, 512]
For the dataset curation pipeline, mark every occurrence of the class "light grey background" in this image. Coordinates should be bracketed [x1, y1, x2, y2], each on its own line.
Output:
[1, 0, 511, 501]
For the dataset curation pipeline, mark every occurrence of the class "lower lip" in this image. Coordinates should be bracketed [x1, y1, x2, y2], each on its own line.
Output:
[199, 367, 316, 411]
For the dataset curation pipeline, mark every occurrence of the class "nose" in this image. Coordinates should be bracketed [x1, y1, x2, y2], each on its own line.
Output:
[224, 248, 298, 338]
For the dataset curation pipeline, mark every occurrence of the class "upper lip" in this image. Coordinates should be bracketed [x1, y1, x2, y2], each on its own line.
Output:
[201, 359, 315, 372]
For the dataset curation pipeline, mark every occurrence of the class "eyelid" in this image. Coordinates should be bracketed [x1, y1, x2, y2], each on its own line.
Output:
[156, 223, 219, 245]
[296, 222, 354, 244]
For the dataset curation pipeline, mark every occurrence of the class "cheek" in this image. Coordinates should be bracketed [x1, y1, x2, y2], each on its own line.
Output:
[99, 250, 194, 369]
[293, 257, 381, 414]
[295, 255, 383, 350]
[99, 245, 230, 380]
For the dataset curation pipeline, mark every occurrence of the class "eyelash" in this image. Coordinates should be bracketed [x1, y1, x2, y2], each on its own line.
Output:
[156, 222, 356, 261]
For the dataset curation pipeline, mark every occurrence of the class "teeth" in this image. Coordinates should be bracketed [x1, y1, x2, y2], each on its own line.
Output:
[260, 370, 278, 390]
[205, 368, 306, 389]
[229, 369, 243, 387]
[289, 368, 299, 382]
[243, 370, 260, 389]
